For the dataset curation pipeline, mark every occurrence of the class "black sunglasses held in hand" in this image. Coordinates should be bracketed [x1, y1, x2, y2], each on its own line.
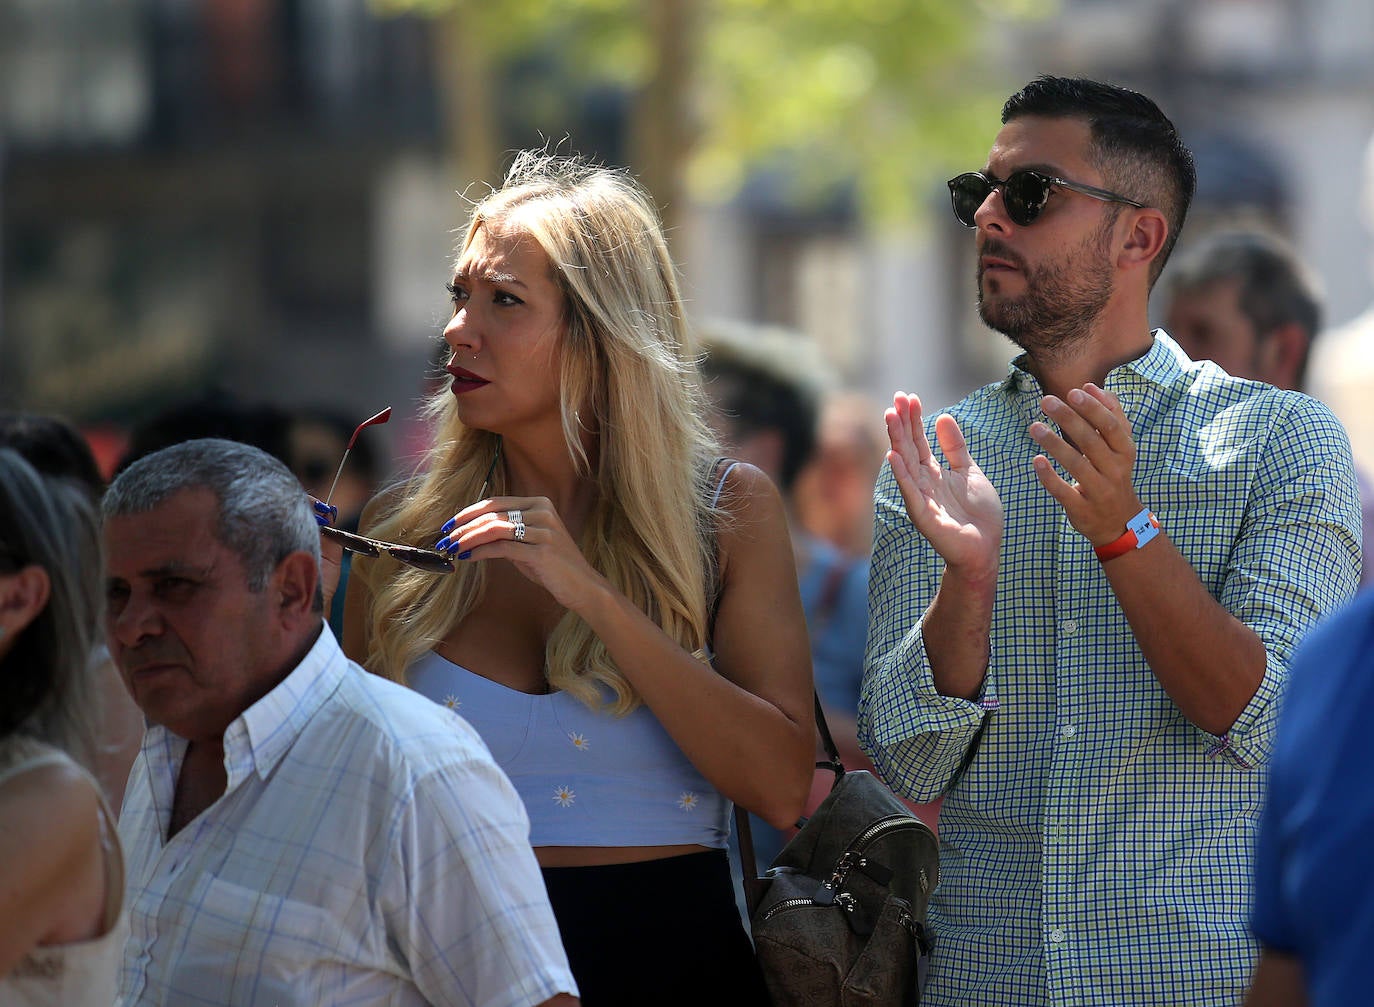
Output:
[313, 406, 456, 575]
[947, 170, 1144, 228]
[320, 524, 455, 574]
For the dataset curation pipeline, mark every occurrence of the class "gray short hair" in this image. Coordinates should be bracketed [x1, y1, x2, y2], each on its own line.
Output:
[103, 438, 319, 593]
[1163, 229, 1324, 385]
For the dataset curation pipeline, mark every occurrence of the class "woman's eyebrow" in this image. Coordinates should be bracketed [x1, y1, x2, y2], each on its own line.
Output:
[453, 268, 527, 288]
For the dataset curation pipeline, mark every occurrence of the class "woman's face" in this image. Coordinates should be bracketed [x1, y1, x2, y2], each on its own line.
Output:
[441, 223, 568, 440]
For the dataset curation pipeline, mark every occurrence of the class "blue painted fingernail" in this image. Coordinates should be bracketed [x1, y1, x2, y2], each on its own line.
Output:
[440, 517, 457, 535]
[315, 514, 328, 526]
[457, 550, 472, 561]
[434, 536, 450, 551]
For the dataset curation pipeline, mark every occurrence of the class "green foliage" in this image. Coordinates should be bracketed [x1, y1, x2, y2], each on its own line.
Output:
[372, 0, 1050, 227]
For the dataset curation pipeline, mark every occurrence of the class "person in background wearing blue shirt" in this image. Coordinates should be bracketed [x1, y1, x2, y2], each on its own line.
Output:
[1246, 590, 1374, 1007]
[859, 75, 1361, 1007]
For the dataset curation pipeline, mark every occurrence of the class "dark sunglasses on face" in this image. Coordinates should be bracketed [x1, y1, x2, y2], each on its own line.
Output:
[947, 169, 1145, 228]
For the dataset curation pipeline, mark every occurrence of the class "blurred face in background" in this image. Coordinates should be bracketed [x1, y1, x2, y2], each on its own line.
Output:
[1164, 276, 1307, 389]
[1165, 277, 1267, 381]
[288, 418, 373, 529]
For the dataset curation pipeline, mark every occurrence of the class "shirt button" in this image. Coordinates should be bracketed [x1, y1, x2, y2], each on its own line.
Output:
[1061, 619, 1078, 636]
[1060, 724, 1077, 739]
[1050, 928, 1066, 944]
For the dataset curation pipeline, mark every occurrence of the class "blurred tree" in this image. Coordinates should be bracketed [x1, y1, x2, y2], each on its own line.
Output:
[372, 0, 1050, 232]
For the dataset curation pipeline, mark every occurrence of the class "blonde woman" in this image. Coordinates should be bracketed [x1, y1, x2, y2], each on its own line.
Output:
[331, 152, 813, 1003]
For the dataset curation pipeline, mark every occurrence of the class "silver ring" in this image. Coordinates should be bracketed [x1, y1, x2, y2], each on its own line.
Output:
[512, 519, 526, 542]
[507, 508, 523, 524]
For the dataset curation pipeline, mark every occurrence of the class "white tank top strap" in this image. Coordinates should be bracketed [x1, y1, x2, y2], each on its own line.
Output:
[0, 745, 74, 789]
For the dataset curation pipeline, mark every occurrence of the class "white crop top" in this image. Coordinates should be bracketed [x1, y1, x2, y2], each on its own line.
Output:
[407, 651, 732, 848]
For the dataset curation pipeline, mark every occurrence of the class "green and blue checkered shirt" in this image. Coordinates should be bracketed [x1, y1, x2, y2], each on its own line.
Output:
[860, 332, 1361, 1007]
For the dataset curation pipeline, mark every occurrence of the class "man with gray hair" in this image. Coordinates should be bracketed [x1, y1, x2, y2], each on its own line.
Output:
[104, 439, 578, 1007]
[1162, 229, 1374, 585]
[1162, 229, 1323, 392]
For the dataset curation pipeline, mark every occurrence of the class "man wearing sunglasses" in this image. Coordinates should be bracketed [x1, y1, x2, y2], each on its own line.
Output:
[859, 76, 1362, 1007]
[103, 439, 579, 1007]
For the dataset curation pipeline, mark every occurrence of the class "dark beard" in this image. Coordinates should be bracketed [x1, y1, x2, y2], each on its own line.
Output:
[977, 226, 1115, 358]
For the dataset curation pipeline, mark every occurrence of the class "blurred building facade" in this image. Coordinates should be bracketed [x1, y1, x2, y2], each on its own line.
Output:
[689, 0, 1374, 415]
[3, 0, 1373, 469]
[1, 1, 442, 439]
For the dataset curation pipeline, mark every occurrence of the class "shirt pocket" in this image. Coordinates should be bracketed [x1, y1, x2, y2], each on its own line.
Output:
[174, 874, 334, 1004]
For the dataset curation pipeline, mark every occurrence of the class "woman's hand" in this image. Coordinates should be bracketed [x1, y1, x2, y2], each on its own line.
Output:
[433, 497, 603, 610]
[310, 497, 344, 611]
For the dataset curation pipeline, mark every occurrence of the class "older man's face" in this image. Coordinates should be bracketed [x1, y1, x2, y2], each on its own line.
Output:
[104, 487, 280, 744]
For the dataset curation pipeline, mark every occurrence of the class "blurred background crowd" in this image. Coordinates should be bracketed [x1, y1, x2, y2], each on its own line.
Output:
[4, 0, 1374, 491]
[5, 9, 1374, 1000]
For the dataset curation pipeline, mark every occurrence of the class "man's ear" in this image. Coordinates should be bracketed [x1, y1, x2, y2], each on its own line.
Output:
[1258, 322, 1311, 391]
[1117, 208, 1169, 275]
[273, 551, 320, 625]
[0, 565, 52, 640]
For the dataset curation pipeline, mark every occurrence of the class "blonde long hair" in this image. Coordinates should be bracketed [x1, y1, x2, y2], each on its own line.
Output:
[360, 152, 722, 714]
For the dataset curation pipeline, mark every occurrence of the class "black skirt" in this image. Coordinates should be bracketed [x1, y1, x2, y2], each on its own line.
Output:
[540, 849, 770, 1006]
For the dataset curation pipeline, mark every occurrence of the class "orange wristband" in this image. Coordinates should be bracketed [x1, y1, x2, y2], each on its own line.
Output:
[1094, 507, 1160, 562]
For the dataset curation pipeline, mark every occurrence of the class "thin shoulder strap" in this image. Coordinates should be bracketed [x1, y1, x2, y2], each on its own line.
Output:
[705, 457, 741, 643]
[94, 784, 125, 931]
[709, 456, 741, 508]
[0, 748, 72, 788]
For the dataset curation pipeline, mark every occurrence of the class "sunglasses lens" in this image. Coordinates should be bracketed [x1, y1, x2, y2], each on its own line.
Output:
[1003, 171, 1051, 227]
[320, 525, 381, 558]
[948, 174, 991, 227]
[386, 544, 455, 574]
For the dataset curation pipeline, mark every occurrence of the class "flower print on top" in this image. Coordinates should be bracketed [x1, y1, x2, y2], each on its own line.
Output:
[442, 694, 461, 710]
[406, 650, 731, 848]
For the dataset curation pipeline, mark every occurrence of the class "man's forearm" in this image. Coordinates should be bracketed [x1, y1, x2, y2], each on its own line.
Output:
[923, 564, 998, 701]
[1103, 532, 1266, 734]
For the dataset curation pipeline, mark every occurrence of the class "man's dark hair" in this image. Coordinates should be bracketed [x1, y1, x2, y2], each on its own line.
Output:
[699, 333, 818, 494]
[1002, 75, 1197, 286]
[1164, 230, 1324, 386]
[0, 412, 105, 504]
[116, 389, 292, 476]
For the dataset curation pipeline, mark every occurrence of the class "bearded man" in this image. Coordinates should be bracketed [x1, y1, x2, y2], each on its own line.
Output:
[858, 76, 1361, 1007]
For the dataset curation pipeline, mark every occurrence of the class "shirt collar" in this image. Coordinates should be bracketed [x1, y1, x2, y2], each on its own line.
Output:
[223, 624, 345, 786]
[1000, 330, 1189, 428]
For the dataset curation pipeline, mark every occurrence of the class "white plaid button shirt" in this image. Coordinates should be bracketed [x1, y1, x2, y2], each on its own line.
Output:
[860, 332, 1362, 1007]
[117, 627, 576, 1007]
